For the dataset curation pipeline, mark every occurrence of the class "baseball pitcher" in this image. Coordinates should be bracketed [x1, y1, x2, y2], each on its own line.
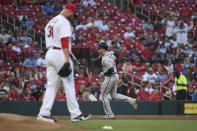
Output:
[98, 42, 138, 119]
[37, 4, 91, 123]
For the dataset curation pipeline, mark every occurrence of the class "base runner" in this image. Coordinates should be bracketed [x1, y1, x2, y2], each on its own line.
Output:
[98, 42, 138, 119]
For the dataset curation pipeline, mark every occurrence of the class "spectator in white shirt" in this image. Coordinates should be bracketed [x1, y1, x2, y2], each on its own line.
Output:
[86, 18, 94, 28]
[94, 23, 109, 31]
[100, 35, 111, 47]
[82, 91, 97, 101]
[101, 22, 109, 31]
[123, 28, 135, 39]
[18, 12, 28, 22]
[3, 82, 10, 92]
[83, 0, 96, 7]
[0, 28, 9, 44]
[12, 42, 22, 54]
[37, 54, 46, 67]
[75, 22, 87, 30]
[164, 59, 174, 74]
[173, 21, 193, 45]
[170, 34, 178, 48]
[143, 67, 157, 84]
[145, 84, 154, 94]
[88, 0, 96, 6]
[94, 19, 103, 31]
[142, 19, 154, 32]
[18, 12, 29, 29]
[165, 15, 175, 37]
[82, 0, 89, 7]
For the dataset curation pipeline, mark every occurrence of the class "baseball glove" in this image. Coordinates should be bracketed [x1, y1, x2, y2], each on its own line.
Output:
[58, 62, 71, 77]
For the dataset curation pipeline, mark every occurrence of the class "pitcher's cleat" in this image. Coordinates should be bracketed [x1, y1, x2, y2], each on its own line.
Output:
[37, 115, 57, 123]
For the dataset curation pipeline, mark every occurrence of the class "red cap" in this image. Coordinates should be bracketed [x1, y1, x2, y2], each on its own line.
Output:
[64, 4, 76, 14]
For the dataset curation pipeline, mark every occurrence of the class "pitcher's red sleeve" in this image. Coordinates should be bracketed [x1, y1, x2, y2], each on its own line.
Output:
[61, 37, 69, 49]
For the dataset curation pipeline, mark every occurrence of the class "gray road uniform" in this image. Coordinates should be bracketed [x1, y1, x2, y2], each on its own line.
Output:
[100, 51, 136, 117]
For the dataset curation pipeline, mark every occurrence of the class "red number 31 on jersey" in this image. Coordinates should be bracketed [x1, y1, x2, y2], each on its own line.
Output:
[47, 25, 53, 38]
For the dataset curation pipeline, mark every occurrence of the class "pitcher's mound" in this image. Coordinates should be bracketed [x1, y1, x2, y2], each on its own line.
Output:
[0, 113, 84, 131]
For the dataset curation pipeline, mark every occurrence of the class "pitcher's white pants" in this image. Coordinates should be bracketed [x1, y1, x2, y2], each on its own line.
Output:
[38, 48, 81, 119]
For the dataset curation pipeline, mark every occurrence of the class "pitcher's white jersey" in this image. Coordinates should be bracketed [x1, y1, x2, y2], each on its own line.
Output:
[39, 15, 82, 120]
[102, 51, 117, 74]
[45, 15, 72, 52]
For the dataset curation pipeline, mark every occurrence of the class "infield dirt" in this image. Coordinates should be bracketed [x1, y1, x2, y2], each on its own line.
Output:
[0, 113, 84, 131]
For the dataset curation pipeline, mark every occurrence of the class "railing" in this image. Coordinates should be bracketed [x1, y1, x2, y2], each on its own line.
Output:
[0, 13, 16, 29]
[160, 85, 171, 92]
[19, 24, 36, 42]
[125, 72, 171, 92]
[0, 13, 36, 42]
[126, 72, 143, 88]
[40, 34, 45, 51]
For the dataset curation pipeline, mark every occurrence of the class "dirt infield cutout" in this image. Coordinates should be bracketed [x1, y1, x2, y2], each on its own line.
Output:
[0, 113, 84, 131]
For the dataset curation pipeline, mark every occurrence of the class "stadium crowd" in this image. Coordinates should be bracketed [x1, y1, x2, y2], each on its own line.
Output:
[0, 0, 197, 102]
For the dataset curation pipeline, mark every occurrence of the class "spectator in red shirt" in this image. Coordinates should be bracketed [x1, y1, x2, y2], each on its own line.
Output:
[21, 90, 36, 101]
[123, 37, 134, 50]
[136, 85, 150, 101]
[75, 70, 89, 93]
[132, 0, 141, 5]
[20, 81, 36, 101]
[122, 59, 133, 74]
[0, 0, 15, 5]
[180, 7, 190, 18]
[84, 32, 96, 43]
[134, 39, 144, 52]
[132, 56, 146, 73]
[4, 44, 18, 61]
[149, 87, 163, 101]
[8, 83, 18, 100]
[55, 90, 66, 101]
[140, 45, 154, 63]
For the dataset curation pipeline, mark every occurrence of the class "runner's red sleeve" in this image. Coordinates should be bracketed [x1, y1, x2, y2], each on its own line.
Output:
[61, 37, 69, 49]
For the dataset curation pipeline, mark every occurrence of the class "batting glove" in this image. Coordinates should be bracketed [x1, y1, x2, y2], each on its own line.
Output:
[99, 72, 104, 77]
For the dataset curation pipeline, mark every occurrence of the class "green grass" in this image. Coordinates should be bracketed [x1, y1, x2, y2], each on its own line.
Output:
[57, 119, 197, 131]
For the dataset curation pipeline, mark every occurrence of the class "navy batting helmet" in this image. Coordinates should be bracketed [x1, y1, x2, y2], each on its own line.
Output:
[98, 42, 108, 50]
